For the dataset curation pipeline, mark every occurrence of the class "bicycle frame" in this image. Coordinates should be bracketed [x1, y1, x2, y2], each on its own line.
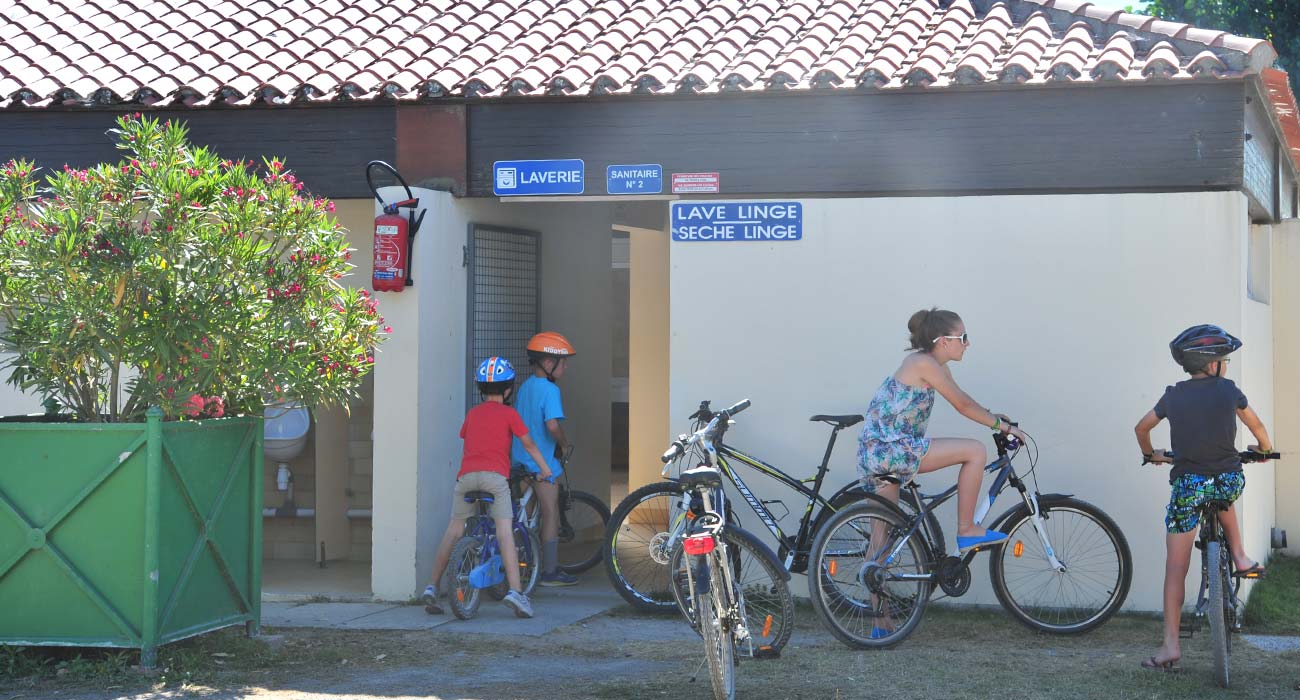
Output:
[656, 413, 856, 574]
[681, 476, 753, 656]
[1192, 503, 1240, 627]
[878, 433, 1067, 577]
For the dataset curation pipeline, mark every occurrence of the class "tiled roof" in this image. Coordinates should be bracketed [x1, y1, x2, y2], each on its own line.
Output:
[1263, 69, 1300, 172]
[0, 0, 1280, 108]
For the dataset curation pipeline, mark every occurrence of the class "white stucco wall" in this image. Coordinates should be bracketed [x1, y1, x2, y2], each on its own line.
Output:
[668, 191, 1265, 611]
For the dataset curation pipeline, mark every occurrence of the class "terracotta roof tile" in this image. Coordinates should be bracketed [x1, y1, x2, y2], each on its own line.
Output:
[0, 0, 1284, 107]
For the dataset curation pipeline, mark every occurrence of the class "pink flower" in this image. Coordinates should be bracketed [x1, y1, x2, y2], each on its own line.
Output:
[183, 393, 205, 417]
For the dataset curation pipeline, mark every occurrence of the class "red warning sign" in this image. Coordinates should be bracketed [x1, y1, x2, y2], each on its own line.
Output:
[671, 172, 720, 194]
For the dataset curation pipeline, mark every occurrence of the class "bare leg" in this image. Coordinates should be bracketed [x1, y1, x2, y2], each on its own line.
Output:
[429, 517, 466, 586]
[1152, 530, 1196, 665]
[916, 438, 988, 538]
[495, 518, 523, 592]
[1215, 504, 1257, 570]
[534, 479, 560, 571]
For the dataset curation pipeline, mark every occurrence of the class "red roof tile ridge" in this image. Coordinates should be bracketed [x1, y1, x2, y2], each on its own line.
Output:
[1262, 68, 1300, 171]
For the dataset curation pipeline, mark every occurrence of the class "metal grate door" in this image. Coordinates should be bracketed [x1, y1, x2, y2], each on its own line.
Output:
[467, 224, 539, 407]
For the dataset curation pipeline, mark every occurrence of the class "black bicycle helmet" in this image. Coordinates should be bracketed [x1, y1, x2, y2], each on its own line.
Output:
[1170, 324, 1242, 373]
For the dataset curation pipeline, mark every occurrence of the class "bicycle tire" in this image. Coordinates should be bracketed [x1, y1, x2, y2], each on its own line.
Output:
[557, 490, 610, 574]
[989, 497, 1132, 634]
[808, 502, 930, 649]
[490, 524, 541, 600]
[604, 481, 689, 612]
[700, 554, 736, 700]
[669, 526, 796, 655]
[1208, 540, 1230, 688]
[443, 536, 483, 620]
[811, 487, 946, 566]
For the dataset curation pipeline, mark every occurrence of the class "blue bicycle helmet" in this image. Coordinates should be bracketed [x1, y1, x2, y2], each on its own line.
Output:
[1170, 324, 1241, 374]
[475, 356, 516, 383]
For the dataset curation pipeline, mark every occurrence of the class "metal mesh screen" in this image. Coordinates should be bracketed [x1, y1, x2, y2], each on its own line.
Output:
[468, 225, 539, 407]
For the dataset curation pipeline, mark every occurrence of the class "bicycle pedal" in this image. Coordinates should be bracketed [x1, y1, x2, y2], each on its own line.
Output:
[752, 645, 781, 660]
[1179, 621, 1198, 638]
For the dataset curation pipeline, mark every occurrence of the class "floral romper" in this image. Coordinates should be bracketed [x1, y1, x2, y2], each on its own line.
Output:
[857, 376, 935, 492]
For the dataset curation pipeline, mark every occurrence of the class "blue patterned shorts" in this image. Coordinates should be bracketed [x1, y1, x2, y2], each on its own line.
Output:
[857, 437, 930, 493]
[1165, 471, 1245, 534]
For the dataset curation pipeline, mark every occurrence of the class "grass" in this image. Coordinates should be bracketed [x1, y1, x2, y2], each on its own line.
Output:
[0, 599, 1297, 699]
[1244, 553, 1300, 634]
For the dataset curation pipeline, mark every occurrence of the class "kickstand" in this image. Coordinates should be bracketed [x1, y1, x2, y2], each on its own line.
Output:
[689, 656, 708, 683]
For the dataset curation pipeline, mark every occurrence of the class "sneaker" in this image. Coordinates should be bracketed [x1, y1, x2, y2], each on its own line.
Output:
[955, 530, 1009, 553]
[422, 585, 443, 615]
[504, 590, 534, 618]
[538, 570, 579, 587]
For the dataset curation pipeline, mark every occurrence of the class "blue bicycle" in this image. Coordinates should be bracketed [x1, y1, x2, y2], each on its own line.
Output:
[440, 488, 541, 619]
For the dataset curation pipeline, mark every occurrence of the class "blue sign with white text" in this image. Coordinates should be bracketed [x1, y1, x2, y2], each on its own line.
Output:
[606, 164, 663, 194]
[671, 201, 803, 242]
[493, 159, 585, 196]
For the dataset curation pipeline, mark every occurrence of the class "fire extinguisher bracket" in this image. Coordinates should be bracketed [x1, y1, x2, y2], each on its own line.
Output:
[366, 160, 426, 290]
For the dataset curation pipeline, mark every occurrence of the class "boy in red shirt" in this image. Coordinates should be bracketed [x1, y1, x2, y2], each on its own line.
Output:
[423, 357, 551, 618]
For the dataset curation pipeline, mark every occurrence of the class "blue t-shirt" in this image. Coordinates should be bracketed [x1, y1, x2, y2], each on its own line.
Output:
[511, 375, 565, 475]
[1154, 376, 1248, 478]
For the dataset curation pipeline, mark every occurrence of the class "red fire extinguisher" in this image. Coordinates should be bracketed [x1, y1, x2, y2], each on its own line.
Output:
[366, 161, 425, 292]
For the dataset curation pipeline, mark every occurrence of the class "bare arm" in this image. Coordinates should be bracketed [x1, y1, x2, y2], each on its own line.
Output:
[517, 433, 553, 480]
[546, 418, 569, 454]
[1237, 406, 1274, 453]
[1134, 410, 1169, 462]
[916, 356, 1024, 439]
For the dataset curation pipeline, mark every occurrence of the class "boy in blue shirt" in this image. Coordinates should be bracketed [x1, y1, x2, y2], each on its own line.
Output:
[1134, 324, 1274, 671]
[512, 331, 578, 586]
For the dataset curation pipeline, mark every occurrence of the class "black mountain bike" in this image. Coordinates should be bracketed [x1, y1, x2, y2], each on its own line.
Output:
[1144, 449, 1279, 688]
[810, 427, 1133, 648]
[603, 400, 936, 613]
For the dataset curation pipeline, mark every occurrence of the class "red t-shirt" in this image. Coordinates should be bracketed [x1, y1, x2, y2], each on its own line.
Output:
[458, 401, 529, 478]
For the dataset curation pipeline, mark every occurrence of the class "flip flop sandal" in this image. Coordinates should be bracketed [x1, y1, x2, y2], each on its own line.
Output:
[1140, 656, 1180, 672]
[1233, 563, 1266, 579]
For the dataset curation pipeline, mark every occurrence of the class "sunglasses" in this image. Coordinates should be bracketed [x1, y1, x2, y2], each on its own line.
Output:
[933, 332, 970, 346]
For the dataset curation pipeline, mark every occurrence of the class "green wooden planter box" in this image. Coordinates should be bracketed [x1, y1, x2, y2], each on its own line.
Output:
[0, 408, 263, 666]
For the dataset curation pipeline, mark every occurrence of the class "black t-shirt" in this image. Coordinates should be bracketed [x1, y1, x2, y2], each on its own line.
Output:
[1154, 377, 1248, 478]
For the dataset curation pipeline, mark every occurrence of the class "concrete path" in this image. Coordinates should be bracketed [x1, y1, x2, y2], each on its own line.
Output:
[1243, 634, 1300, 653]
[261, 577, 623, 637]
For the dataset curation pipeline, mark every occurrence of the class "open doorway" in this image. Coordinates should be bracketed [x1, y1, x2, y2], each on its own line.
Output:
[612, 231, 630, 504]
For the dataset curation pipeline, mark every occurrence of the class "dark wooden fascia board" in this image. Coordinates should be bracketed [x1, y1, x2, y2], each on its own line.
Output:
[467, 81, 1246, 198]
[0, 105, 397, 198]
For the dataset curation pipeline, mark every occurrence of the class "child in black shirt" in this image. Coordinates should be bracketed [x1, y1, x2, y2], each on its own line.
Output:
[1134, 325, 1274, 671]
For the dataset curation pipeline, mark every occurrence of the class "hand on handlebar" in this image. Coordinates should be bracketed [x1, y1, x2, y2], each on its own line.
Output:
[1144, 450, 1173, 465]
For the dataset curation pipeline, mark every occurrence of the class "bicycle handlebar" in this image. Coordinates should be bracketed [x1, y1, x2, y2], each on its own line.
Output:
[1142, 449, 1280, 466]
[662, 398, 751, 466]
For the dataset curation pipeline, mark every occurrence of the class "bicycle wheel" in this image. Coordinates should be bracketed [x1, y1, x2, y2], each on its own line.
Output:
[491, 523, 542, 599]
[443, 536, 483, 620]
[808, 502, 930, 649]
[557, 490, 610, 574]
[700, 555, 736, 700]
[989, 497, 1132, 634]
[604, 481, 689, 612]
[669, 526, 796, 655]
[1207, 540, 1230, 688]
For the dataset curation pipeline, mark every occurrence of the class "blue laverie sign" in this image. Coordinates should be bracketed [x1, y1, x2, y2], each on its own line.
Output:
[606, 164, 663, 194]
[493, 159, 585, 196]
[671, 201, 803, 242]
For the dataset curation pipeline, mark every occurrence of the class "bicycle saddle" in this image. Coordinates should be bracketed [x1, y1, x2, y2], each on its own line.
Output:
[680, 465, 724, 490]
[1203, 499, 1232, 512]
[463, 491, 496, 503]
[810, 414, 864, 428]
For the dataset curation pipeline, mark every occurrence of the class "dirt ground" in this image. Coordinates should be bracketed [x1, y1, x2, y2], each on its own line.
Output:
[4, 604, 1299, 700]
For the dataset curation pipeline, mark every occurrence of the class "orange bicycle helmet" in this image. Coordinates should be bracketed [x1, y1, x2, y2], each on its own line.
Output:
[526, 331, 576, 359]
